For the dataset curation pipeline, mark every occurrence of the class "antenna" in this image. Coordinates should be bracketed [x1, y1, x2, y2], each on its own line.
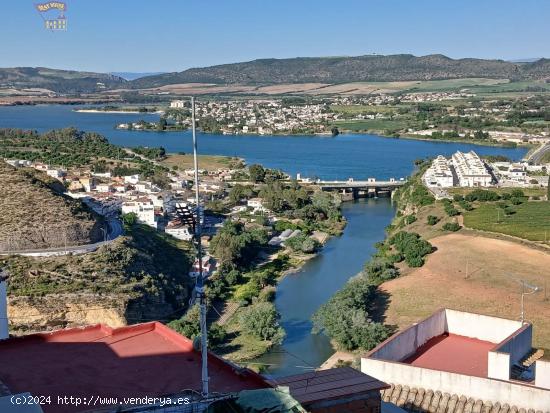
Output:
[505, 274, 540, 324]
[191, 96, 209, 396]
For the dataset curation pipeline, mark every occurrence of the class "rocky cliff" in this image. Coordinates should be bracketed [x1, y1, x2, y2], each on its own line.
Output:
[0, 162, 103, 252]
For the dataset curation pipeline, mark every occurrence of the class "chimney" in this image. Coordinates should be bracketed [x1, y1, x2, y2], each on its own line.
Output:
[0, 269, 8, 340]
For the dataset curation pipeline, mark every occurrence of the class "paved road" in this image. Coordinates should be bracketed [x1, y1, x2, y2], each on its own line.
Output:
[525, 143, 550, 164]
[0, 217, 123, 257]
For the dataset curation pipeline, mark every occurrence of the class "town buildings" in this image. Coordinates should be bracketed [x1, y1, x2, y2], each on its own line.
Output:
[362, 309, 550, 412]
[424, 151, 494, 189]
[121, 199, 157, 228]
[170, 100, 186, 108]
[451, 151, 493, 187]
[423, 155, 455, 188]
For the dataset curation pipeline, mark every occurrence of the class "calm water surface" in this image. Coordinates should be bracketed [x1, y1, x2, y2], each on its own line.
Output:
[0, 105, 528, 376]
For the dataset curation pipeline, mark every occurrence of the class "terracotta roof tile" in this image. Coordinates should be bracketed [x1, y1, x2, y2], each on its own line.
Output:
[381, 384, 550, 413]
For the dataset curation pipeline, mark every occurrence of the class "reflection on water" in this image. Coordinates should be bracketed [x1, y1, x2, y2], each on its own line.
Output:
[253, 198, 395, 377]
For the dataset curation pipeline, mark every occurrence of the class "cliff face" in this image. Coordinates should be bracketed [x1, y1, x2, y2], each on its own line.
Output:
[3, 226, 193, 333]
[0, 163, 102, 252]
[7, 291, 177, 334]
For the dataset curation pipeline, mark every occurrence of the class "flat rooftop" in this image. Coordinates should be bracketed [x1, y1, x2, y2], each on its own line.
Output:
[402, 333, 495, 377]
[0, 322, 268, 413]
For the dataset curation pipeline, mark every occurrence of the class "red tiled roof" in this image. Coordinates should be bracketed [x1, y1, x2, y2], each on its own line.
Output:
[0, 322, 269, 413]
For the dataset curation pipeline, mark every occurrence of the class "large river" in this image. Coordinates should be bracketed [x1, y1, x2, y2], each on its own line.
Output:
[0, 105, 528, 376]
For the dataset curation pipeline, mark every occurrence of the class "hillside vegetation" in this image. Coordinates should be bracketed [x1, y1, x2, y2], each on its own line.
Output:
[4, 224, 193, 333]
[0, 67, 127, 93]
[0, 162, 102, 252]
[131, 55, 550, 88]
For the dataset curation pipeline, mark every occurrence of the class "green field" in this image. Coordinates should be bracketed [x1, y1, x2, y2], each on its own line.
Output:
[449, 187, 547, 198]
[334, 119, 410, 131]
[330, 104, 405, 114]
[463, 201, 550, 242]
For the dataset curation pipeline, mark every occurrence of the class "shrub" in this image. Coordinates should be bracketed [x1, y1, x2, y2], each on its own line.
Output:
[465, 189, 500, 202]
[458, 200, 474, 211]
[444, 203, 460, 217]
[388, 231, 433, 267]
[427, 215, 440, 226]
[404, 215, 417, 225]
[442, 222, 461, 232]
[234, 282, 261, 303]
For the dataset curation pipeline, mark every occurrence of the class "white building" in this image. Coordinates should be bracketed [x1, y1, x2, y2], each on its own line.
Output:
[165, 220, 193, 241]
[122, 200, 157, 228]
[123, 174, 140, 184]
[170, 100, 186, 108]
[247, 198, 268, 213]
[451, 151, 493, 187]
[424, 155, 455, 187]
[189, 255, 216, 278]
[509, 163, 528, 182]
[46, 168, 66, 179]
[362, 309, 550, 411]
[95, 183, 113, 193]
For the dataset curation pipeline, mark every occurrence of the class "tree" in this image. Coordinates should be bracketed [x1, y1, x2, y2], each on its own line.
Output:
[157, 117, 167, 131]
[122, 212, 137, 227]
[312, 276, 389, 351]
[285, 233, 320, 254]
[248, 164, 266, 183]
[168, 305, 227, 346]
[239, 302, 285, 343]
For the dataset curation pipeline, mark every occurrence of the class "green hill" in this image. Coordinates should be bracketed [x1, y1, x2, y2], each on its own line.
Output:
[0, 67, 127, 93]
[131, 54, 550, 88]
[0, 162, 102, 252]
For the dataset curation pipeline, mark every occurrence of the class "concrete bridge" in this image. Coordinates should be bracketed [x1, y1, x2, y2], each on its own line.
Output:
[315, 178, 405, 200]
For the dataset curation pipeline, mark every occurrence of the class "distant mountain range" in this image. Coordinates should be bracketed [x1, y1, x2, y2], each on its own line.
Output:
[0, 67, 126, 93]
[130, 54, 550, 88]
[1, 55, 549, 94]
[110, 72, 166, 81]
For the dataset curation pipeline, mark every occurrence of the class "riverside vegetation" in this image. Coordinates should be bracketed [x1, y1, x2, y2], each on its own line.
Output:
[312, 161, 437, 352]
[169, 164, 345, 361]
[314, 160, 550, 354]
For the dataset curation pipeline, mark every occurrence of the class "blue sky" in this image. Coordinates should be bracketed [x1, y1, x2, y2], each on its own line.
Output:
[1, 0, 549, 73]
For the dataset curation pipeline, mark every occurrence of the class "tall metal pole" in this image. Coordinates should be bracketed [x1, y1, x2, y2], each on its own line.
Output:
[191, 96, 209, 396]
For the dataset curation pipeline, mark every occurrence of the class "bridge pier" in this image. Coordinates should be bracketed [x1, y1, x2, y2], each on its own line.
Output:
[319, 179, 404, 201]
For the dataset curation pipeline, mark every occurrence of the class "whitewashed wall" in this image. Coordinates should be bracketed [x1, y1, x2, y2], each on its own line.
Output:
[362, 358, 550, 411]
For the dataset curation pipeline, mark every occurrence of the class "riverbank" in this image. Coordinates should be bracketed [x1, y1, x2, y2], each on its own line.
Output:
[75, 109, 164, 114]
[336, 128, 533, 149]
[214, 219, 346, 364]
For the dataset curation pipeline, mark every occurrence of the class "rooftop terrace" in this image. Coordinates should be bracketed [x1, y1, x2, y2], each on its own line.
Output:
[403, 333, 495, 377]
[0, 322, 269, 413]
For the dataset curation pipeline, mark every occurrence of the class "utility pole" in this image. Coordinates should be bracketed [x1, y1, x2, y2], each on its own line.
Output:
[191, 96, 209, 397]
